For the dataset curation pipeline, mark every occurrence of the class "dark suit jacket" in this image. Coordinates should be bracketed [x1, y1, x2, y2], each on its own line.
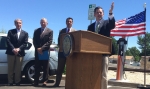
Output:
[87, 17, 116, 55]
[33, 27, 53, 59]
[58, 28, 75, 58]
[6, 29, 28, 56]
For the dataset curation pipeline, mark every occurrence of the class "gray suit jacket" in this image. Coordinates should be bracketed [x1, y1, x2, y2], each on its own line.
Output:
[33, 27, 53, 58]
[58, 27, 75, 47]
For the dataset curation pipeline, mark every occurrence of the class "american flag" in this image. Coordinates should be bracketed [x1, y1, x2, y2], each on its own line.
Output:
[110, 11, 146, 36]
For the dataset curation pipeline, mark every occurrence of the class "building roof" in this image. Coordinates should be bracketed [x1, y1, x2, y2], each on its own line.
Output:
[109, 55, 134, 60]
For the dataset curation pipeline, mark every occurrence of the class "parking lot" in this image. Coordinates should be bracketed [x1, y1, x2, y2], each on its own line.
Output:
[0, 75, 138, 89]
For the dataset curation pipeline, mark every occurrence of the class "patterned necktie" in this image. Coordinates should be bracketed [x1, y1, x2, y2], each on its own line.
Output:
[95, 22, 100, 33]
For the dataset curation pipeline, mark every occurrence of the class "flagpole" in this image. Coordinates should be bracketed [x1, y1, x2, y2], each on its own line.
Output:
[137, 3, 149, 89]
[143, 3, 146, 87]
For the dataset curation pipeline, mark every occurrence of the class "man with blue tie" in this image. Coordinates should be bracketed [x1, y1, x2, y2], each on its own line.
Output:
[87, 2, 115, 89]
[6, 19, 28, 86]
[53, 17, 75, 87]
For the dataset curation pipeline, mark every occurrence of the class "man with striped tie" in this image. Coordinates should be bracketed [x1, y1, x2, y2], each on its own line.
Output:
[87, 2, 115, 89]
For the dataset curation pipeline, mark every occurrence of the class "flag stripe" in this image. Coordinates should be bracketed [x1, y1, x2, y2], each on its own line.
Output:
[110, 11, 146, 37]
[115, 23, 146, 28]
[111, 30, 145, 34]
[111, 27, 146, 32]
[111, 32, 146, 36]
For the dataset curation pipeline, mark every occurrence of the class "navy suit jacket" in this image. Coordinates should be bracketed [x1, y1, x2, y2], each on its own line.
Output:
[87, 17, 116, 55]
[6, 29, 28, 56]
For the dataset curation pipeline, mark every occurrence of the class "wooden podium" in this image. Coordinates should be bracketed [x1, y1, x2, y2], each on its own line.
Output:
[60, 30, 112, 89]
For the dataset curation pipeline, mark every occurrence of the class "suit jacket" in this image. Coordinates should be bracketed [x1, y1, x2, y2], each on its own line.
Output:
[6, 29, 28, 56]
[33, 27, 53, 58]
[87, 17, 116, 55]
[58, 27, 75, 58]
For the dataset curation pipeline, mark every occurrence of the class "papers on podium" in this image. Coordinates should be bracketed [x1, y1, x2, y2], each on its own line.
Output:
[38, 50, 49, 60]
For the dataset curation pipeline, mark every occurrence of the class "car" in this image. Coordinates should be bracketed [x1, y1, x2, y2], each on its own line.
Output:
[0, 33, 58, 82]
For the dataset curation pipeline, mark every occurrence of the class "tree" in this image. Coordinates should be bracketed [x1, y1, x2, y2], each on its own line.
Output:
[128, 47, 140, 61]
[137, 32, 150, 56]
[126, 49, 132, 56]
[112, 37, 118, 55]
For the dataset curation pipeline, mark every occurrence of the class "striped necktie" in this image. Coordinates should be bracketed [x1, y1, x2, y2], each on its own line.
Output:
[95, 22, 100, 33]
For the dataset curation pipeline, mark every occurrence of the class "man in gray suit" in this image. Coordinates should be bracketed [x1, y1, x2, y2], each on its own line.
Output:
[33, 18, 53, 86]
[53, 17, 75, 87]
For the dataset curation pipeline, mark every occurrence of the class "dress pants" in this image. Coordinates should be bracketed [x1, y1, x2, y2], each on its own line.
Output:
[7, 55, 23, 83]
[101, 56, 109, 89]
[34, 59, 49, 84]
[55, 52, 66, 86]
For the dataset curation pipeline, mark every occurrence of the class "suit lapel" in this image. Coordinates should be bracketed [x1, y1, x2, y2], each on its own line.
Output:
[18, 30, 23, 41]
[70, 28, 75, 32]
[13, 29, 19, 41]
[40, 28, 48, 39]
[93, 22, 96, 32]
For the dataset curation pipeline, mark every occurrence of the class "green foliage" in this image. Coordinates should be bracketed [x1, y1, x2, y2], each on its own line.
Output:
[63, 65, 66, 74]
[126, 49, 132, 56]
[137, 32, 150, 56]
[111, 37, 118, 55]
[128, 47, 140, 61]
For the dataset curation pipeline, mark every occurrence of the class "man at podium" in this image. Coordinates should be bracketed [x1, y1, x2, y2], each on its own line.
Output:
[87, 2, 115, 89]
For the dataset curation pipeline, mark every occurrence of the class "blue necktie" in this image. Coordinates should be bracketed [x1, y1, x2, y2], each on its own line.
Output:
[41, 28, 44, 33]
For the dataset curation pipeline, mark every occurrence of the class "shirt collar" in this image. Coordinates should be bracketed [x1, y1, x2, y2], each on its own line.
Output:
[96, 19, 103, 25]
[16, 29, 21, 32]
[41, 27, 46, 30]
[67, 27, 72, 30]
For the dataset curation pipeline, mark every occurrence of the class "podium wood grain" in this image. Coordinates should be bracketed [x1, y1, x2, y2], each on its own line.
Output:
[65, 53, 102, 89]
[60, 31, 111, 89]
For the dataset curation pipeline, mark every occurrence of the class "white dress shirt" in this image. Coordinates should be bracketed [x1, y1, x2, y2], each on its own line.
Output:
[16, 29, 21, 39]
[66, 27, 72, 33]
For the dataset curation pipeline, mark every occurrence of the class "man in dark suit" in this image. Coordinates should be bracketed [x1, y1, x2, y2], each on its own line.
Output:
[6, 19, 28, 86]
[33, 18, 53, 86]
[53, 17, 75, 87]
[87, 2, 115, 89]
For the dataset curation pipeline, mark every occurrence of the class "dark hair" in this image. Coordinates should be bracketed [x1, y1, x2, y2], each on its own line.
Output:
[94, 6, 104, 13]
[66, 17, 73, 22]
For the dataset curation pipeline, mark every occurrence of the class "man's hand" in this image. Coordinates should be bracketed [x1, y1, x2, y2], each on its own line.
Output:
[12, 49, 18, 55]
[16, 48, 20, 52]
[109, 2, 114, 13]
[37, 48, 43, 54]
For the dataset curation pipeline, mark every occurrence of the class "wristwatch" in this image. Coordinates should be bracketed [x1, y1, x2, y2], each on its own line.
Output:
[109, 13, 113, 15]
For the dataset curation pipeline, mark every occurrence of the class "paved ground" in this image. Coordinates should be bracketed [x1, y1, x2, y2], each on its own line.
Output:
[0, 76, 138, 89]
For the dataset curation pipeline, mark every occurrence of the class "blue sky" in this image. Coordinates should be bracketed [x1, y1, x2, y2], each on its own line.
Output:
[0, 0, 149, 50]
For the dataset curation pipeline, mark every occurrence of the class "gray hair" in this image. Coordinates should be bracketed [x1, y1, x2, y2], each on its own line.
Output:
[40, 18, 48, 22]
[14, 19, 22, 24]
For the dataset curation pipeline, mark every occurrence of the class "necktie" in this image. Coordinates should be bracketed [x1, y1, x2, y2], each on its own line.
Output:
[68, 28, 70, 33]
[41, 28, 44, 33]
[95, 22, 100, 33]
